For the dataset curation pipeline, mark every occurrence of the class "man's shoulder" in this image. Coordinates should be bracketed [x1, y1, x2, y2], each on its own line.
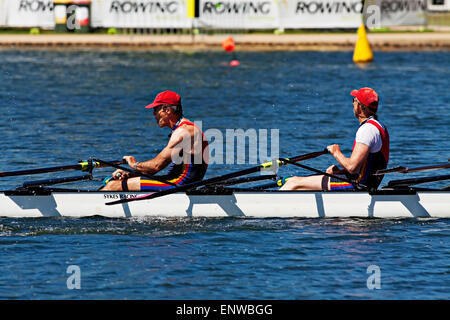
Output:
[365, 118, 387, 130]
[170, 121, 196, 141]
[356, 121, 381, 142]
[176, 122, 196, 134]
[358, 121, 379, 132]
[359, 119, 386, 132]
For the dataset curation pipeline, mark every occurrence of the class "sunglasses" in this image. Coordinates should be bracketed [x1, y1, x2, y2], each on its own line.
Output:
[153, 105, 168, 114]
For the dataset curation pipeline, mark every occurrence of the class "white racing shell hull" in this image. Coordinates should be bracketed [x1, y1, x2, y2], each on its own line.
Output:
[0, 191, 449, 218]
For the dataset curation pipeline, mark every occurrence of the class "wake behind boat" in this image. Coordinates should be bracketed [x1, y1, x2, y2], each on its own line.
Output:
[0, 155, 449, 219]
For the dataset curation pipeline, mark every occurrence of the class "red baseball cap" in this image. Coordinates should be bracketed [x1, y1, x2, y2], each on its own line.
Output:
[145, 90, 181, 109]
[351, 87, 379, 110]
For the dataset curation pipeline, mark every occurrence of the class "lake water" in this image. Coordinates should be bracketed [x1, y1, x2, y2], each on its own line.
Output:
[0, 49, 448, 299]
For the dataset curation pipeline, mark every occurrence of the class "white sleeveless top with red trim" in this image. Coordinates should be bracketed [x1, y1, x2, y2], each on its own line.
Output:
[351, 117, 390, 189]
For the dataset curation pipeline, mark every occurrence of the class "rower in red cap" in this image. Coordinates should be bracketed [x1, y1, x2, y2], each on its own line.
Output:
[281, 87, 389, 191]
[101, 90, 209, 191]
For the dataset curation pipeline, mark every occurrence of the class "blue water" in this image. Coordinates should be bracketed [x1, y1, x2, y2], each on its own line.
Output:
[0, 49, 449, 299]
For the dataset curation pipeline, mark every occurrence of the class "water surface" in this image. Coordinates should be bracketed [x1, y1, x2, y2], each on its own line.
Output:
[0, 49, 449, 299]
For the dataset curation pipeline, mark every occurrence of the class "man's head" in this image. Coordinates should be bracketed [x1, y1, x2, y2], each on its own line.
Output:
[145, 90, 183, 128]
[351, 87, 379, 118]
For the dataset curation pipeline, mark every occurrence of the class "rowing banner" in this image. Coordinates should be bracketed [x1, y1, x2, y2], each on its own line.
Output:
[3, 0, 55, 28]
[278, 0, 363, 29]
[197, 0, 279, 29]
[365, 0, 427, 27]
[90, 0, 192, 28]
[0, 0, 427, 29]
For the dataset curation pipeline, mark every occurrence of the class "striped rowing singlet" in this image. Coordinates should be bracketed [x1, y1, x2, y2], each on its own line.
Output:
[140, 119, 208, 191]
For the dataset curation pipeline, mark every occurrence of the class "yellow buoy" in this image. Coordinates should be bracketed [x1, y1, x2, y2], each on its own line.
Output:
[353, 24, 374, 63]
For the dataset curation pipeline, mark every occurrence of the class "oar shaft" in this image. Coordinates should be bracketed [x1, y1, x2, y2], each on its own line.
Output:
[202, 175, 277, 188]
[22, 174, 93, 188]
[106, 166, 263, 205]
[106, 149, 329, 206]
[375, 163, 450, 175]
[289, 149, 329, 163]
[280, 158, 368, 190]
[0, 160, 125, 178]
[402, 163, 450, 173]
[387, 174, 450, 187]
[0, 164, 83, 177]
[142, 166, 260, 199]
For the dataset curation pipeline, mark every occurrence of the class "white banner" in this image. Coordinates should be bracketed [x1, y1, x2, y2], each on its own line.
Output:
[0, 0, 6, 26]
[90, 0, 192, 28]
[367, 0, 427, 26]
[0, 0, 427, 30]
[5, 0, 54, 28]
[279, 0, 363, 29]
[197, 0, 279, 29]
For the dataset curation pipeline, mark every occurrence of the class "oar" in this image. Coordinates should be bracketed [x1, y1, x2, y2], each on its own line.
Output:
[387, 174, 450, 188]
[93, 158, 177, 187]
[22, 174, 93, 188]
[0, 159, 126, 178]
[198, 175, 277, 188]
[251, 176, 293, 190]
[374, 161, 450, 175]
[105, 149, 329, 206]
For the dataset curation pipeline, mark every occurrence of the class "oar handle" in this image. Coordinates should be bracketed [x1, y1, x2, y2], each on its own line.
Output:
[288, 148, 329, 163]
[259, 149, 329, 170]
[80, 159, 126, 172]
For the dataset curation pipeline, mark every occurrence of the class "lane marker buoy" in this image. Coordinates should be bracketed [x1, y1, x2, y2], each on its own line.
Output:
[353, 24, 374, 64]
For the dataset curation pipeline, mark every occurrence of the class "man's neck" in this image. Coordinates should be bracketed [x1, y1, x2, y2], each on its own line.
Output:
[169, 116, 183, 130]
[358, 116, 368, 124]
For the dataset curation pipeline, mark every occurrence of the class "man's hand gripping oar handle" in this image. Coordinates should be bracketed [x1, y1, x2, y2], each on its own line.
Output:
[94, 158, 177, 187]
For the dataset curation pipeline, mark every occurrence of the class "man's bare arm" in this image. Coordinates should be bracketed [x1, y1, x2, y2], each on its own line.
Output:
[327, 142, 370, 175]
